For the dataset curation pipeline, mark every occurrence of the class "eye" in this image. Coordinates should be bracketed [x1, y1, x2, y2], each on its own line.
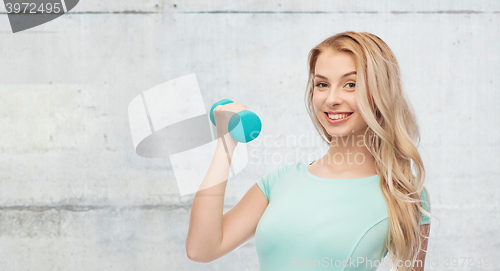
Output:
[345, 82, 356, 90]
[315, 83, 328, 88]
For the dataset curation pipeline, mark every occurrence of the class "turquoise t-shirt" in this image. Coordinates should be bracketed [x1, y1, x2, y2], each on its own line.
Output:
[255, 160, 431, 271]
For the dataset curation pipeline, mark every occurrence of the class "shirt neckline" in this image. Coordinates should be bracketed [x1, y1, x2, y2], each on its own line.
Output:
[301, 160, 379, 183]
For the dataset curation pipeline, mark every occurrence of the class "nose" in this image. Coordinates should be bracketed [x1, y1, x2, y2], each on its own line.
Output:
[325, 88, 343, 107]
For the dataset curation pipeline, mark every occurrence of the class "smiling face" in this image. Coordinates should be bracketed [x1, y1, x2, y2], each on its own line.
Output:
[312, 49, 368, 138]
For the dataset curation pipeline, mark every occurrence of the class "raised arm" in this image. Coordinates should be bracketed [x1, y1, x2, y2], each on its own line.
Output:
[185, 102, 269, 263]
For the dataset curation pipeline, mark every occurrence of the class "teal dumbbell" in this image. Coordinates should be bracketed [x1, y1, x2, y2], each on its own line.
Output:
[209, 99, 262, 143]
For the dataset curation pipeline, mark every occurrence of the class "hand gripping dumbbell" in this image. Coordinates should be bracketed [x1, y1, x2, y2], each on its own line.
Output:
[209, 99, 262, 143]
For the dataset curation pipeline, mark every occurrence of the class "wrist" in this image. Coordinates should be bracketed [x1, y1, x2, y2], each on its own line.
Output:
[216, 137, 236, 155]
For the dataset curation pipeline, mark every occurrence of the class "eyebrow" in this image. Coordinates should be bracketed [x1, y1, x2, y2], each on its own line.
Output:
[314, 71, 357, 80]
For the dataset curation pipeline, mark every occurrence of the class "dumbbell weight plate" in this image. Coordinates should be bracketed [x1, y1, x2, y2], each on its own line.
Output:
[228, 110, 262, 143]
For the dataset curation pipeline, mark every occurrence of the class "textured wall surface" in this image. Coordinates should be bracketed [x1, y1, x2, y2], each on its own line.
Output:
[0, 1, 499, 270]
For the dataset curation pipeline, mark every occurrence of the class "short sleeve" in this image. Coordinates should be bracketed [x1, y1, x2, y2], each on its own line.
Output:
[256, 163, 297, 201]
[419, 187, 431, 225]
[412, 177, 431, 225]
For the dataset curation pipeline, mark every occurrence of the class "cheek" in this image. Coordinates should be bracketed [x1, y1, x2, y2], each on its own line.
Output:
[312, 92, 322, 109]
[348, 96, 359, 111]
[352, 102, 359, 112]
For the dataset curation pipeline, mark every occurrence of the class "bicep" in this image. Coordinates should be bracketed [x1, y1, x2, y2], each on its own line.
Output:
[214, 183, 269, 258]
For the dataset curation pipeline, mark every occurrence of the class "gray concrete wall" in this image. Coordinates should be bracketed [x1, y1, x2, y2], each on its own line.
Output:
[0, 0, 499, 270]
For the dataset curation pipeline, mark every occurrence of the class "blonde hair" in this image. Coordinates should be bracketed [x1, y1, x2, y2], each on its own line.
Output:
[304, 31, 434, 270]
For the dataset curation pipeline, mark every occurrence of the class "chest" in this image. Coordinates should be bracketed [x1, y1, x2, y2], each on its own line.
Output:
[255, 180, 389, 263]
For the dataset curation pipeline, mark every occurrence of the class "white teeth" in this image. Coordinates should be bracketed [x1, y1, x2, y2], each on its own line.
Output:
[327, 113, 350, 120]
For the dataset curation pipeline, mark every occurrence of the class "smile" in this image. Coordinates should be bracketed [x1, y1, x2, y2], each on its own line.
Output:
[324, 112, 353, 124]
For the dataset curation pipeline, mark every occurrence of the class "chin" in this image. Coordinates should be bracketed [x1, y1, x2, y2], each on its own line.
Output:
[327, 129, 353, 137]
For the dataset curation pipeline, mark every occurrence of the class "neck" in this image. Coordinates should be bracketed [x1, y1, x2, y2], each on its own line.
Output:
[320, 133, 376, 172]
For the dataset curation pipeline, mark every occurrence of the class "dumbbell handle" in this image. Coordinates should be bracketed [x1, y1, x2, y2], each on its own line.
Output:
[209, 99, 262, 143]
[209, 99, 236, 127]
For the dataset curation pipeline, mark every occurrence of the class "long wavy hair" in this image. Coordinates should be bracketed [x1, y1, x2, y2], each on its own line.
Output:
[304, 31, 433, 270]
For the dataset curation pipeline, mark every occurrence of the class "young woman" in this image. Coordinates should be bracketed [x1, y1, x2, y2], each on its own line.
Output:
[186, 31, 433, 271]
